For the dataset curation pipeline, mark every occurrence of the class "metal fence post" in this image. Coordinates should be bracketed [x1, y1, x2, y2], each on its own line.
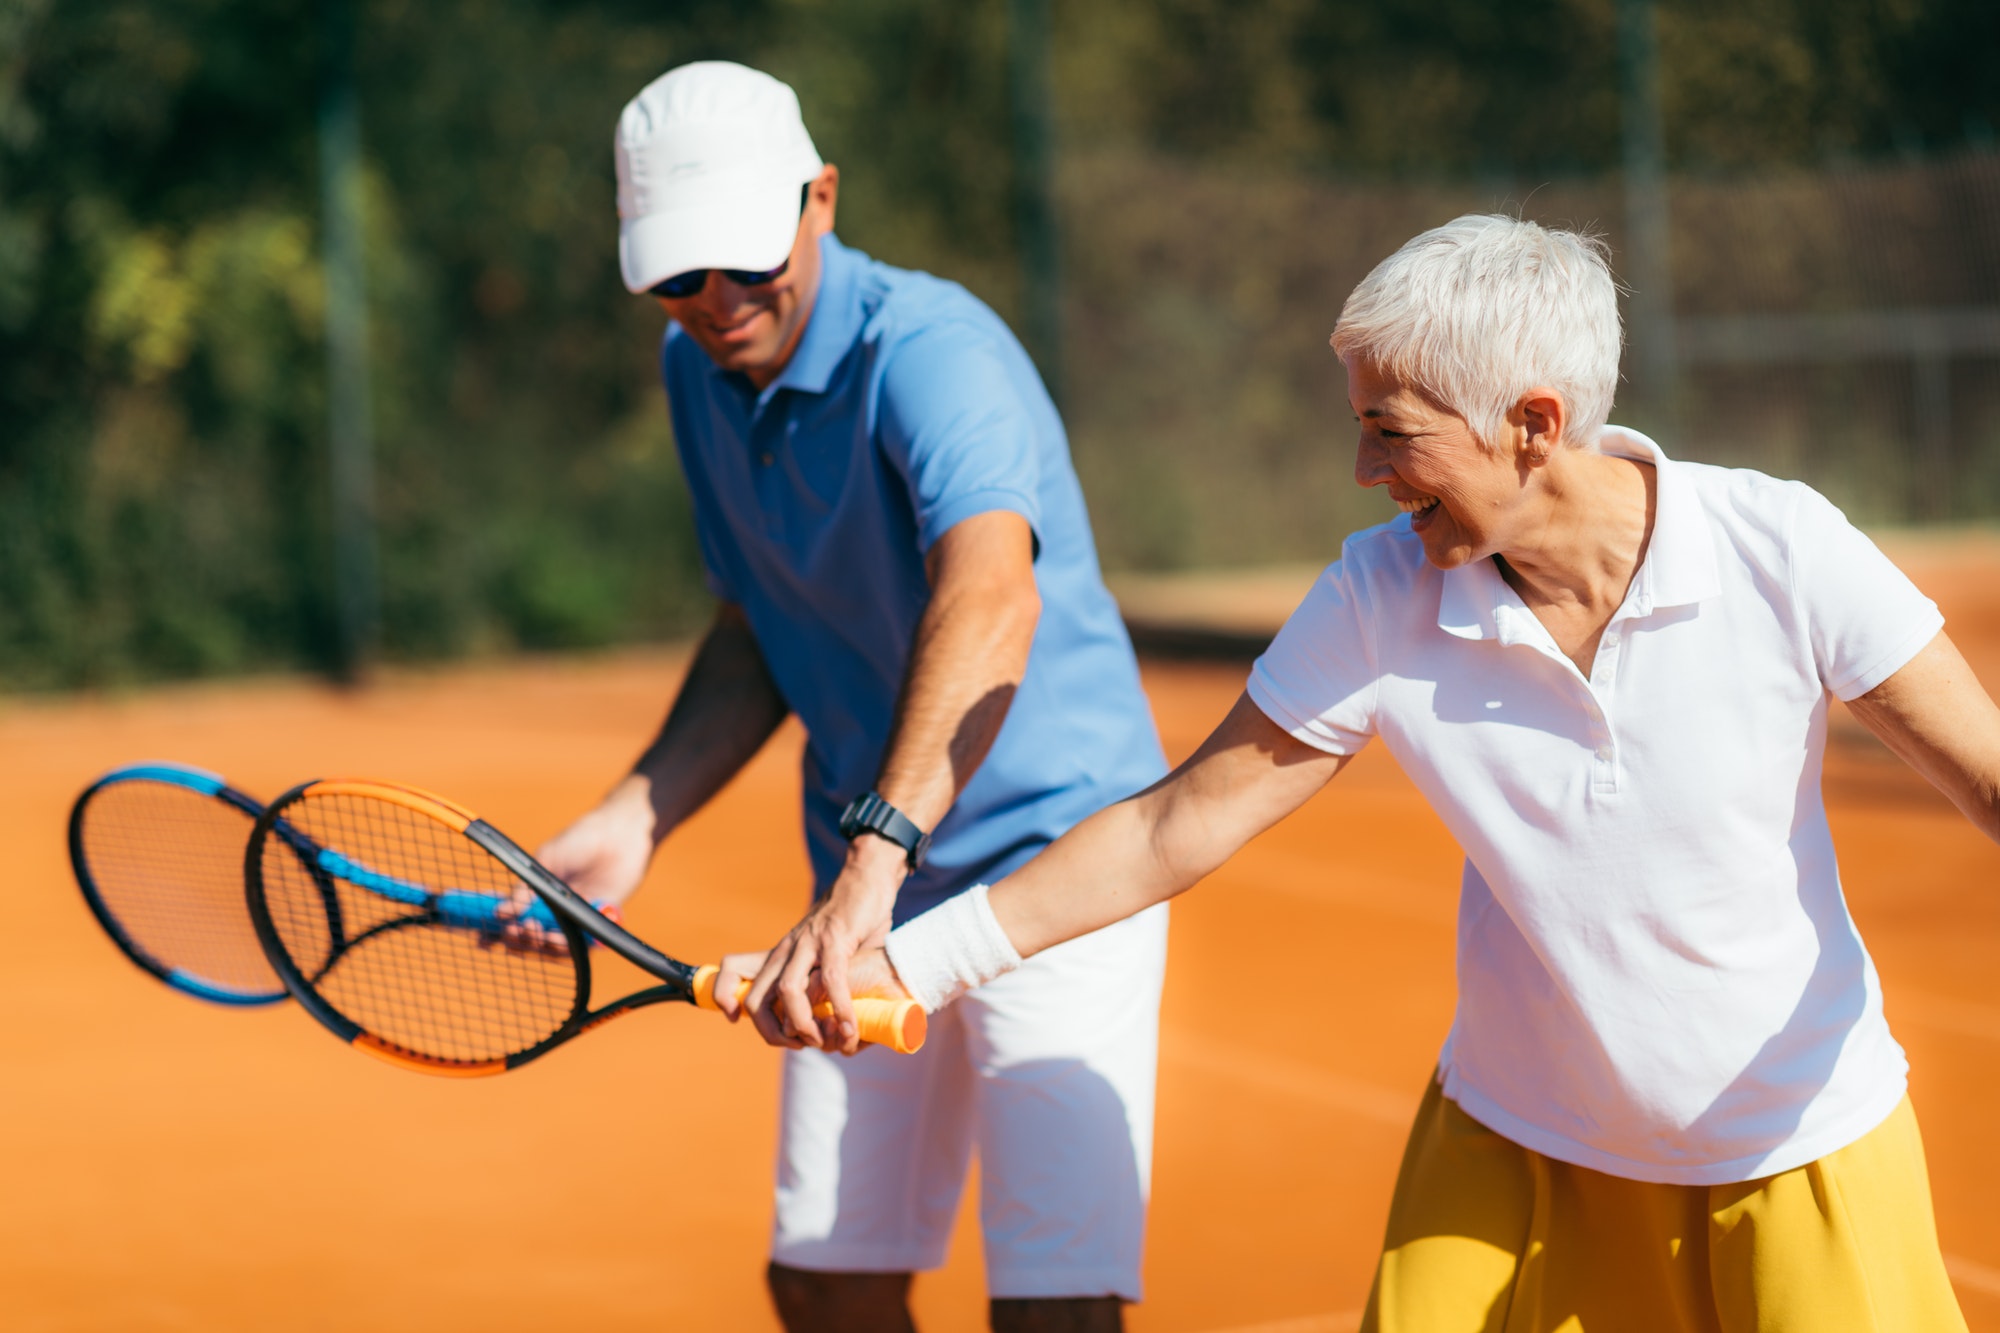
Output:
[1618, 0, 1678, 436]
[1009, 0, 1064, 407]
[320, 0, 378, 680]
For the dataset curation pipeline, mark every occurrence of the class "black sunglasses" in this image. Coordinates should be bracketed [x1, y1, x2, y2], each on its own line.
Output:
[648, 257, 790, 300]
[647, 184, 811, 300]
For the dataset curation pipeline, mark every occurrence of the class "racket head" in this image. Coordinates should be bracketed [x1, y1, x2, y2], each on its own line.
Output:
[246, 779, 594, 1076]
[68, 762, 288, 1006]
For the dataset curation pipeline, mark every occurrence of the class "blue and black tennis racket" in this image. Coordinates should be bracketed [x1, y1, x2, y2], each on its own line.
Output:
[68, 763, 289, 1005]
[67, 762, 588, 1009]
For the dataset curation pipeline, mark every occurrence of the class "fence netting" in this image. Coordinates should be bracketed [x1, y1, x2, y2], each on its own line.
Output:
[1063, 148, 2000, 572]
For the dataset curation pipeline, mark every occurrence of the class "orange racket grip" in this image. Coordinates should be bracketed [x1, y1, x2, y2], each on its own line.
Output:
[691, 965, 927, 1054]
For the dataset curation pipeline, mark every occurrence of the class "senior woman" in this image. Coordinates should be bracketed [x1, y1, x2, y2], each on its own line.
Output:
[788, 215, 1994, 1329]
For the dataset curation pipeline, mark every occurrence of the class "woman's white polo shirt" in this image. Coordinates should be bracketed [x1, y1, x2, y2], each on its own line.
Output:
[1247, 428, 1943, 1185]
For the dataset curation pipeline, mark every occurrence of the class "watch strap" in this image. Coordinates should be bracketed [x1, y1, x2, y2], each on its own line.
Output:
[839, 791, 932, 868]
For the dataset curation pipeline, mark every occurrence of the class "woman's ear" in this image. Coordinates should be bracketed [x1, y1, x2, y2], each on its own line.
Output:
[1515, 387, 1567, 465]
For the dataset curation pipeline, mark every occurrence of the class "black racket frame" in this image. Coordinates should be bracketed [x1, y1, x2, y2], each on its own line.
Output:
[68, 769, 289, 1006]
[244, 779, 704, 1074]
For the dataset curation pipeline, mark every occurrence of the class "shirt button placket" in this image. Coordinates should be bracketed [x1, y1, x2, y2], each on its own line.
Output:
[1583, 688, 1617, 791]
[759, 416, 796, 471]
[751, 416, 783, 537]
[1593, 628, 1619, 686]
[1584, 624, 1616, 788]
[1591, 713, 1617, 790]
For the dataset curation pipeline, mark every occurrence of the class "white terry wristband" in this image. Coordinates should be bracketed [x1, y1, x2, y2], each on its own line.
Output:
[884, 882, 1023, 1012]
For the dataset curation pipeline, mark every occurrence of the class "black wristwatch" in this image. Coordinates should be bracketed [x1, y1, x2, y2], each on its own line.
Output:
[838, 791, 932, 869]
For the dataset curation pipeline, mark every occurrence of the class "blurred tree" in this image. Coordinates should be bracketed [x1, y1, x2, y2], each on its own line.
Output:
[1, 0, 1994, 686]
[1057, 0, 1998, 175]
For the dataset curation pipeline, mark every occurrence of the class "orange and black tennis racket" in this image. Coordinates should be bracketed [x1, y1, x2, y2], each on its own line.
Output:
[244, 778, 925, 1076]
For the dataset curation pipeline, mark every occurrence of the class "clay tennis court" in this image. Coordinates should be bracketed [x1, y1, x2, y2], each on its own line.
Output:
[7, 539, 2000, 1331]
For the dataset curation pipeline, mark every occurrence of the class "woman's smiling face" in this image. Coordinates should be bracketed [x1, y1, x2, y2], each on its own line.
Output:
[1346, 357, 1529, 570]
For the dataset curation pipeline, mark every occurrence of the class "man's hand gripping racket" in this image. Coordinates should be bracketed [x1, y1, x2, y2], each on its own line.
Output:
[244, 779, 925, 1076]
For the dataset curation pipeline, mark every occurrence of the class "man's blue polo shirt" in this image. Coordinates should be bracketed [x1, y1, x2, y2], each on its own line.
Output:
[662, 235, 1165, 923]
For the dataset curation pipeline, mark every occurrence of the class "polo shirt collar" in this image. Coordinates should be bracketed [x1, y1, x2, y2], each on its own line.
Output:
[765, 233, 861, 400]
[1603, 426, 1721, 613]
[1436, 425, 1720, 643]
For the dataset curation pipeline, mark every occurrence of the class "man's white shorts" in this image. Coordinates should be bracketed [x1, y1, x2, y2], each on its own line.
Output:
[770, 902, 1169, 1301]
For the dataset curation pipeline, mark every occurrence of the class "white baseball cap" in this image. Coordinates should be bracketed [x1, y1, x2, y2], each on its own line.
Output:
[614, 62, 825, 294]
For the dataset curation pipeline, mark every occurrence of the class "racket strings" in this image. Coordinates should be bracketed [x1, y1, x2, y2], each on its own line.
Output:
[78, 783, 278, 995]
[260, 793, 579, 1064]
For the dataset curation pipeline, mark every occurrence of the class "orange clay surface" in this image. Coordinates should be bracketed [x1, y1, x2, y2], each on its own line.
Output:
[6, 543, 2000, 1332]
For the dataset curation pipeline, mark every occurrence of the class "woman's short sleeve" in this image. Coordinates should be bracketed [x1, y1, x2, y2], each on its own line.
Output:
[1790, 485, 1944, 701]
[1246, 554, 1383, 755]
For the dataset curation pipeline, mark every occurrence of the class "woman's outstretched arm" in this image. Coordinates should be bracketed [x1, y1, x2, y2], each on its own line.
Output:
[990, 691, 1350, 957]
[1846, 630, 2000, 841]
[831, 692, 1348, 1048]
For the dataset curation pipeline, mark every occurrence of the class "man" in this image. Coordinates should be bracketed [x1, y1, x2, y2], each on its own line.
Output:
[537, 62, 1168, 1332]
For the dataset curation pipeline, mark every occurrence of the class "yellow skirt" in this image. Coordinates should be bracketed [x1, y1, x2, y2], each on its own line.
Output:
[1362, 1078, 1967, 1333]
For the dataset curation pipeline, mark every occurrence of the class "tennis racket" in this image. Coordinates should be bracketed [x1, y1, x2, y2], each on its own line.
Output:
[245, 778, 926, 1076]
[68, 762, 289, 1005]
[66, 762, 596, 1007]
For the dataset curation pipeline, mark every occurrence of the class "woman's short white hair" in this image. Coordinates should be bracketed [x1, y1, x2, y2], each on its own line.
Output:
[1331, 215, 1623, 451]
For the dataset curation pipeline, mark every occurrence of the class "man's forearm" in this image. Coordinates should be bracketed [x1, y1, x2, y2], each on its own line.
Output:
[756, 514, 1042, 1047]
[872, 517, 1042, 833]
[621, 603, 790, 841]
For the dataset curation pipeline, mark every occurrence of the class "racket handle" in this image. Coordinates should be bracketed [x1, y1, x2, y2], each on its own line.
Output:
[691, 965, 927, 1055]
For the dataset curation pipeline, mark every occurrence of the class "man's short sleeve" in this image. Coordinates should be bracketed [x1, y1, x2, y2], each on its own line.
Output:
[1789, 484, 1943, 701]
[1246, 553, 1383, 755]
[876, 321, 1043, 553]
